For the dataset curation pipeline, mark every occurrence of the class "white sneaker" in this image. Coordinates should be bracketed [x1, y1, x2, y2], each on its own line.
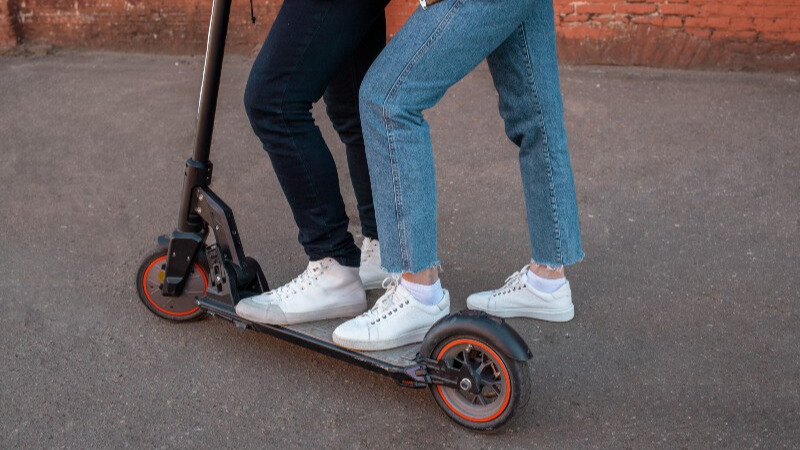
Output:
[333, 279, 450, 351]
[359, 237, 391, 290]
[466, 265, 574, 322]
[235, 258, 367, 325]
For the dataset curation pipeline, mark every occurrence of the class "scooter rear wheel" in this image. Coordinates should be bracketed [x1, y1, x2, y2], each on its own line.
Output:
[136, 248, 208, 321]
[430, 336, 530, 431]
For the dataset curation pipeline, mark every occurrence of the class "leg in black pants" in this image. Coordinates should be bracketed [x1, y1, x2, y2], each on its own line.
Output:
[243, 0, 386, 268]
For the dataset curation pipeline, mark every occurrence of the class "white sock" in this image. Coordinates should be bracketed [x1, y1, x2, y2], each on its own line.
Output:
[400, 278, 444, 305]
[526, 270, 566, 294]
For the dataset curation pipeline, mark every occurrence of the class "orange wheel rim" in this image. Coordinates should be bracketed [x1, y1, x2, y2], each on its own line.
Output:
[141, 255, 207, 317]
[435, 338, 512, 423]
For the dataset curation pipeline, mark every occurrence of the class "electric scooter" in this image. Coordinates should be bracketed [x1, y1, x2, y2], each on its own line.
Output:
[135, 0, 532, 431]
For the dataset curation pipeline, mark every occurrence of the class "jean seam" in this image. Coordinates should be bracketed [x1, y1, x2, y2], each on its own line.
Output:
[379, 0, 466, 271]
[518, 22, 563, 264]
[279, 5, 337, 253]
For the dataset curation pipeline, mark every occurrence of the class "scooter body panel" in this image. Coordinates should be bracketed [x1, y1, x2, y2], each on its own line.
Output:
[197, 295, 425, 385]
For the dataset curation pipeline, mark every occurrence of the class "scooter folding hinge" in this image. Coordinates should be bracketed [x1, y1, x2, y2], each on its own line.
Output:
[184, 158, 213, 187]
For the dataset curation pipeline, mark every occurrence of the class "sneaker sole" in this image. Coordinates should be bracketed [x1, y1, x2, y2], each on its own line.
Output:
[239, 302, 367, 326]
[332, 327, 430, 352]
[468, 304, 575, 322]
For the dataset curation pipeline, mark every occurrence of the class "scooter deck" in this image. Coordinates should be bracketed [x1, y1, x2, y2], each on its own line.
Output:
[289, 318, 421, 367]
[198, 291, 426, 382]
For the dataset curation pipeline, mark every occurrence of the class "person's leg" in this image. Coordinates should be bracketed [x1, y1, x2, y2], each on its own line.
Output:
[238, 0, 387, 325]
[487, 6, 583, 270]
[243, 0, 386, 268]
[467, 3, 583, 322]
[322, 15, 385, 242]
[322, 15, 392, 290]
[334, 0, 537, 351]
[359, 0, 534, 275]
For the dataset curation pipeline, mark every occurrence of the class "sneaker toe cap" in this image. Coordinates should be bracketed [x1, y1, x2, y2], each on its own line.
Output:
[466, 291, 492, 311]
[235, 297, 263, 320]
[261, 303, 288, 324]
[332, 317, 371, 346]
[236, 298, 287, 324]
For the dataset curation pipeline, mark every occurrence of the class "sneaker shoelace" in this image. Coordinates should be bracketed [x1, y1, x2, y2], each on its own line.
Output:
[362, 277, 410, 325]
[274, 260, 328, 297]
[491, 264, 531, 298]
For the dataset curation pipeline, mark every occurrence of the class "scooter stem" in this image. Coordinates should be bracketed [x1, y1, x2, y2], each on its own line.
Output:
[192, 0, 232, 165]
[176, 0, 232, 234]
[167, 0, 233, 287]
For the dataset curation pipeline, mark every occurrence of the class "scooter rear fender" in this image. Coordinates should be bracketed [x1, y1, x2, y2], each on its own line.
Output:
[419, 310, 532, 362]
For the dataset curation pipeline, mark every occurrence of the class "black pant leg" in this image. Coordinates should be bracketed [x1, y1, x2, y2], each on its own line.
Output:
[323, 14, 387, 241]
[243, 0, 386, 267]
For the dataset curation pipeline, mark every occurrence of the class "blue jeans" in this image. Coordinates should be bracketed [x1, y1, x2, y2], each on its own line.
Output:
[360, 0, 584, 273]
[244, 0, 387, 267]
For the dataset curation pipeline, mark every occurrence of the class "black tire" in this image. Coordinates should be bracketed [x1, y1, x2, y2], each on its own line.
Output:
[429, 336, 531, 431]
[135, 248, 208, 322]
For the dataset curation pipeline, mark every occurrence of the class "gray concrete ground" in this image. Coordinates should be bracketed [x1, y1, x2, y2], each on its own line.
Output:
[1, 52, 798, 449]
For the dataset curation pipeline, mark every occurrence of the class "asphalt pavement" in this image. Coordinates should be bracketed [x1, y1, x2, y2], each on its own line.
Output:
[1, 52, 798, 449]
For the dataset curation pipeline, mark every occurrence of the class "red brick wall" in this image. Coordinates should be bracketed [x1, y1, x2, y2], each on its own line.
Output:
[1, 0, 17, 48]
[2, 0, 799, 70]
[552, 0, 800, 69]
[1, 0, 281, 54]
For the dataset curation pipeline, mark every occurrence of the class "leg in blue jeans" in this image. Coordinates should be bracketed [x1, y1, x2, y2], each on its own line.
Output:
[244, 0, 386, 267]
[359, 0, 584, 273]
[332, 0, 582, 347]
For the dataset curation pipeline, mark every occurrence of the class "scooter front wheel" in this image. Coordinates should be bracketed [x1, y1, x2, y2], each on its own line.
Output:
[430, 336, 530, 431]
[136, 248, 208, 321]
